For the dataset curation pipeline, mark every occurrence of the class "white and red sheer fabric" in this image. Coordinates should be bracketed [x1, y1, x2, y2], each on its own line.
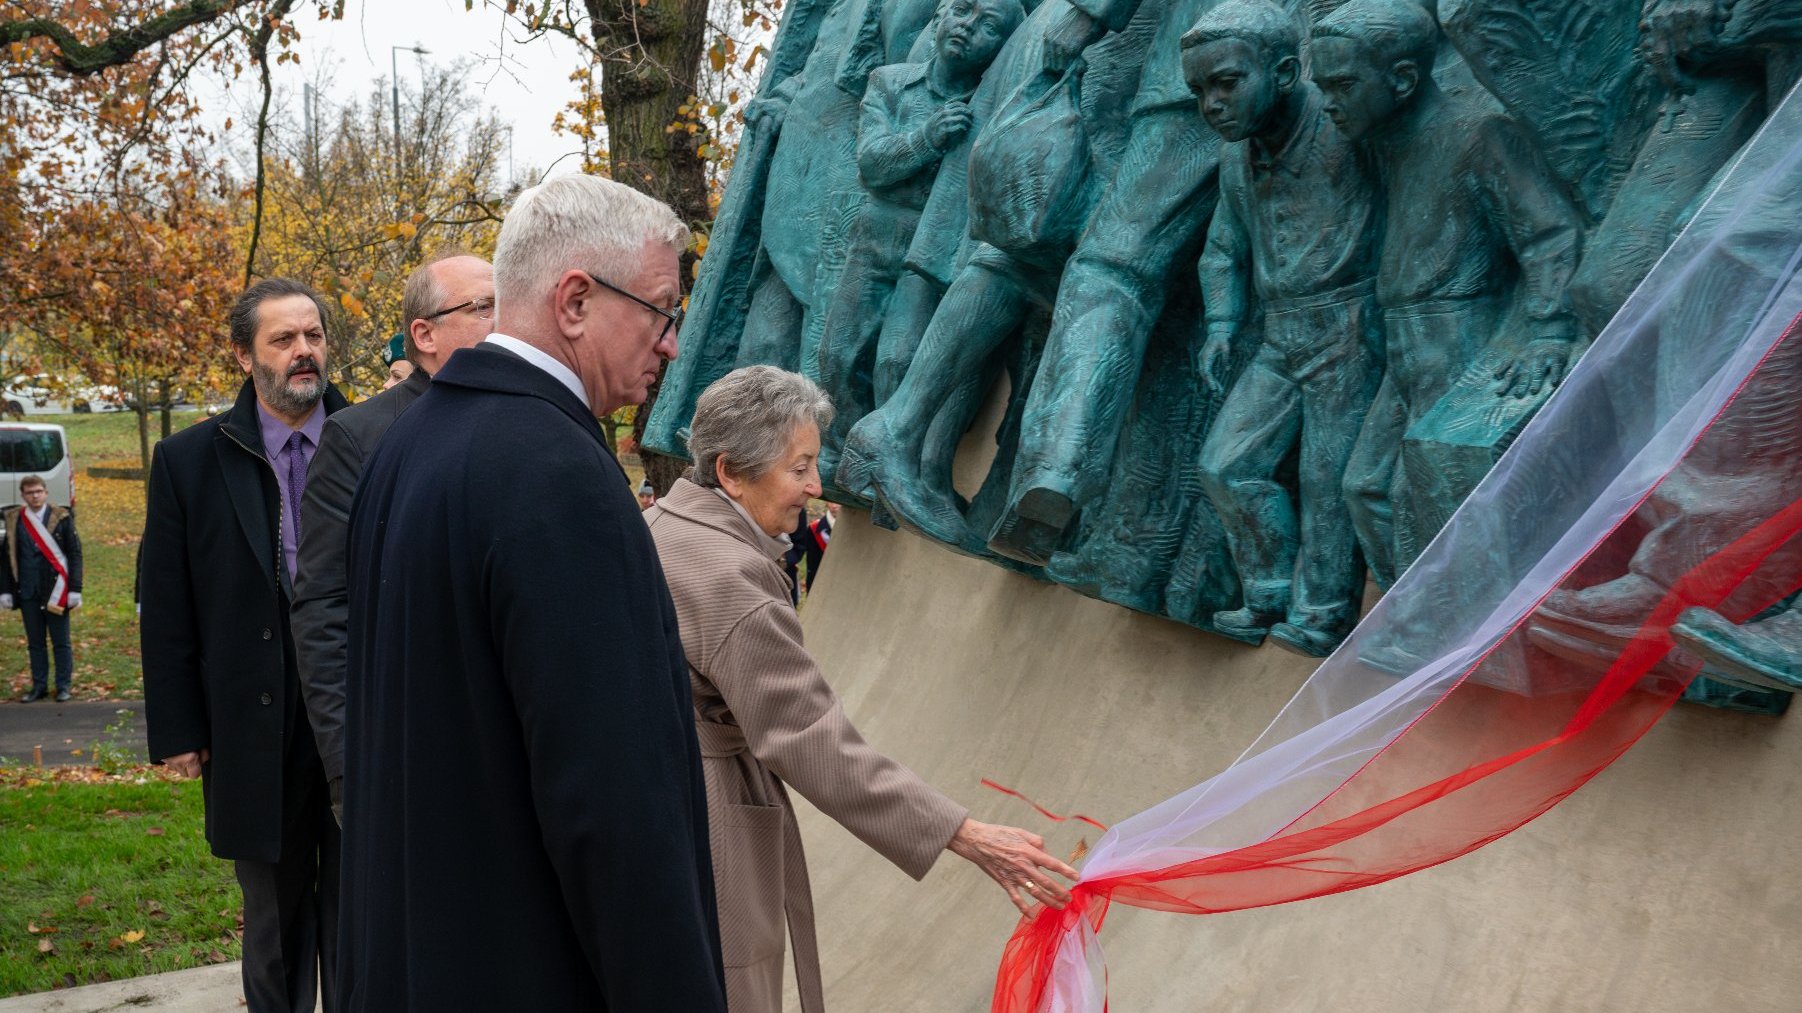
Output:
[994, 82, 1802, 1013]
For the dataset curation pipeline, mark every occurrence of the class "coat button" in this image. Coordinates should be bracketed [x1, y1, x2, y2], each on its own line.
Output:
[261, 628, 272, 640]
[259, 692, 273, 706]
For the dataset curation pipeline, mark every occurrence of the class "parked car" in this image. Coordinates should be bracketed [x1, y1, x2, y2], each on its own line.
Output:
[0, 422, 73, 510]
[2, 374, 125, 416]
[77, 383, 129, 412]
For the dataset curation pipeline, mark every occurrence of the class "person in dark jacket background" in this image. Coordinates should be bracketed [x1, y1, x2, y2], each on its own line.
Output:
[339, 174, 725, 1010]
[140, 277, 348, 1012]
[2, 474, 83, 701]
[291, 251, 494, 824]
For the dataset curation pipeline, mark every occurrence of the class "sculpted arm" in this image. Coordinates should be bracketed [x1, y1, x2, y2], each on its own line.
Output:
[858, 72, 962, 190]
[761, 0, 838, 91]
[1068, 0, 1145, 34]
[1198, 182, 1252, 393]
[1716, 0, 1802, 46]
[1481, 118, 1585, 396]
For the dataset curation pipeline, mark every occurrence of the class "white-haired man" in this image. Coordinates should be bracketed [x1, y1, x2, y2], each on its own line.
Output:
[338, 176, 726, 1010]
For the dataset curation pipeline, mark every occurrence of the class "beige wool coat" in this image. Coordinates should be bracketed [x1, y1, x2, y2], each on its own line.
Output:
[647, 479, 968, 1013]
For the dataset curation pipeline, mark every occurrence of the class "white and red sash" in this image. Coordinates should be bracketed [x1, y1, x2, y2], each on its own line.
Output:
[19, 507, 72, 612]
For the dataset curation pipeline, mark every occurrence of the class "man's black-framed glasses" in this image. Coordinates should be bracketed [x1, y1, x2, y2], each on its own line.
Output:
[587, 272, 683, 341]
[424, 296, 496, 321]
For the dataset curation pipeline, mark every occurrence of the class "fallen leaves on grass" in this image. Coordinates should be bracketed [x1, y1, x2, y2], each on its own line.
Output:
[145, 826, 164, 837]
[0, 763, 178, 788]
[119, 930, 145, 944]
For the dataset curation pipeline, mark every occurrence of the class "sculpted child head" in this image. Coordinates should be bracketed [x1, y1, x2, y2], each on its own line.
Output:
[1181, 0, 1304, 143]
[936, 0, 1025, 77]
[1311, 0, 1440, 142]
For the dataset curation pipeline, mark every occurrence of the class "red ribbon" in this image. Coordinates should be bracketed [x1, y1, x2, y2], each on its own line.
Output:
[992, 319, 1802, 1012]
[981, 778, 1110, 834]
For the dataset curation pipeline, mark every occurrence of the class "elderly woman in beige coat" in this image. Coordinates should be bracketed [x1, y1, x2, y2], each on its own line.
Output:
[646, 366, 1078, 1012]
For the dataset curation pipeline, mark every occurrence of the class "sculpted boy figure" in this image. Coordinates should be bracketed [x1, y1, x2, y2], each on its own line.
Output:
[981, 0, 1231, 565]
[734, 0, 942, 370]
[817, 0, 1024, 474]
[1185, 0, 1383, 655]
[1311, 0, 1583, 587]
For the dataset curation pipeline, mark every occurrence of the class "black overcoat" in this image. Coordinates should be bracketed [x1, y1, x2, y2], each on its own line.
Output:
[139, 378, 349, 861]
[339, 343, 726, 1011]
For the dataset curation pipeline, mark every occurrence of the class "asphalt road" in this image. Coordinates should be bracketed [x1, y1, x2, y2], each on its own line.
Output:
[0, 699, 147, 766]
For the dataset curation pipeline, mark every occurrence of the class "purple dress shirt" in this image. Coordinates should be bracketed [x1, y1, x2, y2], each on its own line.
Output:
[257, 400, 325, 583]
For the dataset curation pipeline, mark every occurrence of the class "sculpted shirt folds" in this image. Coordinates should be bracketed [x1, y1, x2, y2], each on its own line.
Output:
[858, 61, 975, 211]
[1376, 101, 1583, 339]
[1200, 87, 1379, 327]
[646, 478, 968, 1013]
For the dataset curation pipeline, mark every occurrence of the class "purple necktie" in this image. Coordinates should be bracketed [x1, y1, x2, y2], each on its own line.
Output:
[286, 431, 307, 546]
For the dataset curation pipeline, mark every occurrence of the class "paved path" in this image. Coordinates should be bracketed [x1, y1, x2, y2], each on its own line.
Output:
[0, 700, 146, 766]
[0, 964, 263, 1013]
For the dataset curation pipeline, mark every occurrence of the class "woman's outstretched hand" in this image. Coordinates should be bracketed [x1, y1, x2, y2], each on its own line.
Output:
[947, 818, 1080, 917]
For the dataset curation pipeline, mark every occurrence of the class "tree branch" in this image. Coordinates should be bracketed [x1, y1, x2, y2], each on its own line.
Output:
[0, 1, 248, 77]
[243, 1, 298, 287]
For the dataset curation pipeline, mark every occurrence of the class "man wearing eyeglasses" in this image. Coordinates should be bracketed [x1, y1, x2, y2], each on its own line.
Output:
[337, 175, 723, 1010]
[292, 251, 494, 826]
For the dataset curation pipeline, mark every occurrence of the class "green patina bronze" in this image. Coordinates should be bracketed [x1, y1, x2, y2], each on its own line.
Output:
[647, 0, 1802, 695]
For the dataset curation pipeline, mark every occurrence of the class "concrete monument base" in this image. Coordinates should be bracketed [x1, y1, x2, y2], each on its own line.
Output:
[790, 512, 1802, 1011]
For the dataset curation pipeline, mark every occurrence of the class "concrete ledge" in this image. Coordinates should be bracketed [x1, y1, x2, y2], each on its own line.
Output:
[792, 512, 1802, 1011]
[0, 963, 245, 1013]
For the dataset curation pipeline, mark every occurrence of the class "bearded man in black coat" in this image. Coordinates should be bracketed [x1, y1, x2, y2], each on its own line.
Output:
[141, 278, 348, 1011]
[339, 174, 726, 1010]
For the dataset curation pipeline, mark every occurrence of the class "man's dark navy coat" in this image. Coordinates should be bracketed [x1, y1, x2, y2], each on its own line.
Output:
[340, 342, 726, 1010]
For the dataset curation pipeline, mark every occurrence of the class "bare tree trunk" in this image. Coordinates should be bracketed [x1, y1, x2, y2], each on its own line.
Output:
[135, 379, 151, 482]
[586, 0, 710, 495]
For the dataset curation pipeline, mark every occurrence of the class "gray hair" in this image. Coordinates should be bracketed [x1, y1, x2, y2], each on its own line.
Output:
[493, 174, 690, 312]
[688, 366, 835, 488]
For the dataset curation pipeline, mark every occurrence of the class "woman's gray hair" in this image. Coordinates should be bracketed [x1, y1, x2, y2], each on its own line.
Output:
[689, 366, 835, 488]
[493, 174, 689, 311]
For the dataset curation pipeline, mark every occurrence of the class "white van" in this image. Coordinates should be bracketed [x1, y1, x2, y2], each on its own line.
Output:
[0, 423, 74, 510]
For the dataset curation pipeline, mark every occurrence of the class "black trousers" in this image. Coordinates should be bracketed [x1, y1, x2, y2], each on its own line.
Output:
[235, 729, 340, 1012]
[18, 598, 73, 691]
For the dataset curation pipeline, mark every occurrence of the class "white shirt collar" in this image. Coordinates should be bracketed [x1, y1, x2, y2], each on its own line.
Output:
[484, 334, 590, 410]
[711, 487, 793, 560]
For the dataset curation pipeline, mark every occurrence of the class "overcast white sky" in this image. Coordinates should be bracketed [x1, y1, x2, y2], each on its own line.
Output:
[209, 0, 590, 180]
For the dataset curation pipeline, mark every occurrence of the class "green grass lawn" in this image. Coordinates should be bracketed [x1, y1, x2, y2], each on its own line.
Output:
[0, 774, 240, 995]
[4, 413, 198, 701]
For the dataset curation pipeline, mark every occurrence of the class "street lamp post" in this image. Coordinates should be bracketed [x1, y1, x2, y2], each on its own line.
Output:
[390, 44, 430, 163]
